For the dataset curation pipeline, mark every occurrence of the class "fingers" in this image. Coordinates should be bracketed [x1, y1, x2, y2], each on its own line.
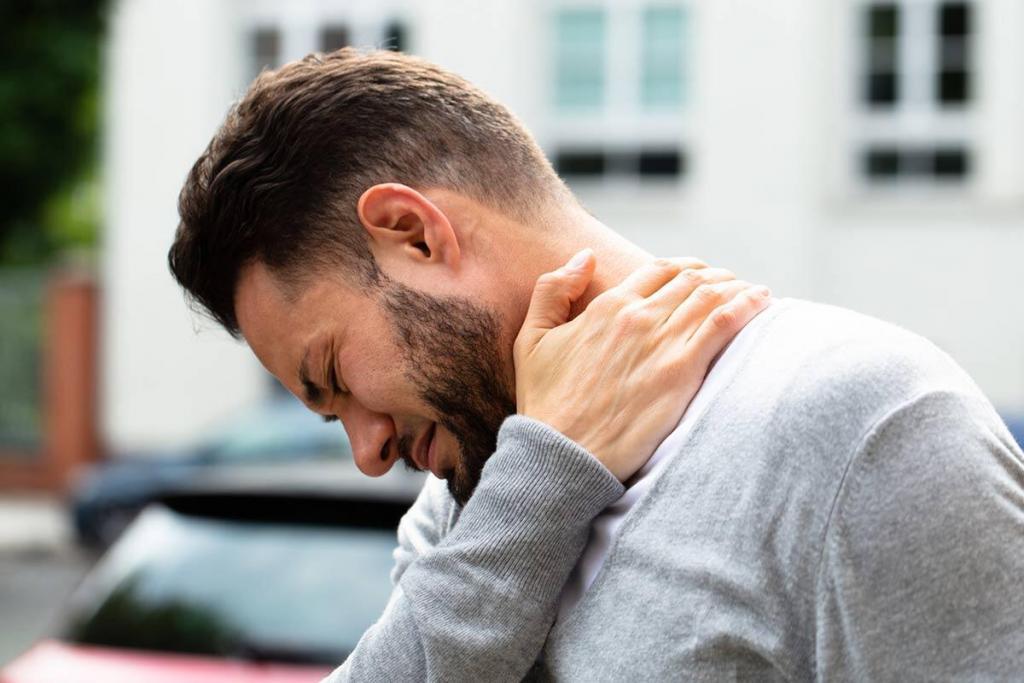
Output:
[685, 285, 772, 369]
[667, 280, 766, 339]
[614, 258, 707, 299]
[517, 249, 596, 351]
[648, 267, 736, 316]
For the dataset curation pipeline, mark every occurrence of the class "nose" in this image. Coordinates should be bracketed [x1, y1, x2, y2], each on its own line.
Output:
[336, 398, 399, 477]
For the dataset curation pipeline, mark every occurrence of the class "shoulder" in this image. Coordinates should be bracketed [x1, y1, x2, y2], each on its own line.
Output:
[753, 299, 984, 435]
[828, 389, 1022, 531]
[814, 390, 1024, 673]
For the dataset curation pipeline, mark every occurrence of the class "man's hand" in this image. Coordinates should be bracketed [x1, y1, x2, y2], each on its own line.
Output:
[515, 250, 771, 481]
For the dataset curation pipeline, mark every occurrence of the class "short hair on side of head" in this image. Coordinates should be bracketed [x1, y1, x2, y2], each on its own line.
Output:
[168, 48, 570, 337]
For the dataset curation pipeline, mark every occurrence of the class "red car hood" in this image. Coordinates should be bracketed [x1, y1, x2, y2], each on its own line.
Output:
[1, 640, 334, 683]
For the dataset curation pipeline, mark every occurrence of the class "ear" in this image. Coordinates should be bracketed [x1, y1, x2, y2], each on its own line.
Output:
[356, 183, 461, 269]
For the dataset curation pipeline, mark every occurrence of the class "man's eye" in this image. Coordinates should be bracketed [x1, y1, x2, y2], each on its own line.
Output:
[322, 414, 339, 423]
[329, 363, 345, 395]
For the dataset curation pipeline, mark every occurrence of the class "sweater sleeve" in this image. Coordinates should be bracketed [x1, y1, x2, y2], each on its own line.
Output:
[389, 472, 456, 588]
[815, 391, 1024, 681]
[321, 415, 625, 683]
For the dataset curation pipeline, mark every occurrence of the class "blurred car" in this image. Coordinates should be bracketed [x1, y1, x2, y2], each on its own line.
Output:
[3, 473, 422, 683]
[71, 397, 362, 548]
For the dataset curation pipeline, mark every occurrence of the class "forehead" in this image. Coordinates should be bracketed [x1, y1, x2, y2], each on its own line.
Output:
[234, 262, 365, 390]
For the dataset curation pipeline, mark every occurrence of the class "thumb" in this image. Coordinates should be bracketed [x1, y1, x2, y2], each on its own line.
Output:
[520, 249, 596, 340]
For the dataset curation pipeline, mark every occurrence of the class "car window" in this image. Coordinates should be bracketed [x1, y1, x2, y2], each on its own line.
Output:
[62, 506, 394, 664]
[202, 403, 351, 463]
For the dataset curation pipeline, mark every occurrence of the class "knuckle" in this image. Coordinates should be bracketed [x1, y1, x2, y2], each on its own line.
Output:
[616, 307, 643, 329]
[616, 305, 652, 331]
[595, 289, 627, 311]
[652, 257, 678, 271]
[695, 283, 720, 302]
[682, 268, 705, 284]
[711, 306, 738, 330]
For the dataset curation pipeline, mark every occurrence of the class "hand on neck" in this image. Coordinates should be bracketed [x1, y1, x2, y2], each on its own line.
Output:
[559, 210, 655, 320]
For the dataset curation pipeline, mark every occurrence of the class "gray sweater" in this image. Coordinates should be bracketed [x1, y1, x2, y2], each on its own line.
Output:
[324, 300, 1024, 681]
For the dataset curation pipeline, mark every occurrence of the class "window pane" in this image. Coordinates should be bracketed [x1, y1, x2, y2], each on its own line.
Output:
[641, 6, 686, 108]
[867, 73, 899, 104]
[383, 22, 407, 52]
[555, 9, 605, 109]
[863, 3, 901, 107]
[638, 149, 684, 177]
[250, 27, 280, 79]
[555, 149, 606, 177]
[940, 2, 971, 36]
[937, 70, 969, 103]
[862, 146, 971, 182]
[936, 3, 972, 105]
[863, 147, 901, 180]
[320, 26, 349, 53]
[933, 147, 970, 178]
[868, 4, 899, 38]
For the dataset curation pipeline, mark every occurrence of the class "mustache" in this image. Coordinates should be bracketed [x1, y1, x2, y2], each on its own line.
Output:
[395, 432, 419, 473]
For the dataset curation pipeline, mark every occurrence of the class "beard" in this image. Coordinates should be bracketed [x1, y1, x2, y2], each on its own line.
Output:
[380, 279, 516, 506]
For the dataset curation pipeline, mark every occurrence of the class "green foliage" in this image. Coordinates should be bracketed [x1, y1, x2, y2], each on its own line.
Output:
[0, 0, 106, 265]
[0, 270, 43, 449]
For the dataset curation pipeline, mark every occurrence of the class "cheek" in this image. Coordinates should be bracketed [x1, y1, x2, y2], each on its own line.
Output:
[345, 345, 422, 413]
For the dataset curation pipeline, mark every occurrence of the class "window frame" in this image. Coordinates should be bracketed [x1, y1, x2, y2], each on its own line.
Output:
[847, 0, 978, 193]
[545, 0, 692, 187]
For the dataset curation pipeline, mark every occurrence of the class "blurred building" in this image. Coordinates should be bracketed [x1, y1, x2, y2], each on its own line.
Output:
[104, 0, 1024, 452]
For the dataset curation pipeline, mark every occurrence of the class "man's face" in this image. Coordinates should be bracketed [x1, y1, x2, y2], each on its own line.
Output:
[235, 261, 516, 505]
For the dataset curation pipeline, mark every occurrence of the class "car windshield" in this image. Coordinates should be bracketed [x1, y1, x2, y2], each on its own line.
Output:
[192, 400, 351, 463]
[62, 504, 395, 664]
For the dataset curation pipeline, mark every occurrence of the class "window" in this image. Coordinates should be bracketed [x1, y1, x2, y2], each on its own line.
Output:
[638, 149, 684, 176]
[249, 27, 280, 80]
[383, 21, 407, 52]
[320, 26, 349, 53]
[555, 9, 606, 109]
[863, 146, 970, 182]
[642, 6, 687, 107]
[863, 3, 900, 106]
[555, 150, 607, 177]
[242, 6, 412, 87]
[555, 148, 685, 179]
[852, 0, 975, 187]
[936, 2, 971, 106]
[550, 2, 689, 184]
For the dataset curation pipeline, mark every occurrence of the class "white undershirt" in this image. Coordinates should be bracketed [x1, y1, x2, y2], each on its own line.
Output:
[556, 302, 777, 620]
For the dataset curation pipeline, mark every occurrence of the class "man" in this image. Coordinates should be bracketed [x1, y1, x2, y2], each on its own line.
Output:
[169, 49, 1024, 680]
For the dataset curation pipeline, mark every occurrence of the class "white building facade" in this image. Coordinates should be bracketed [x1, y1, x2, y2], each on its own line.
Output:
[103, 0, 1024, 451]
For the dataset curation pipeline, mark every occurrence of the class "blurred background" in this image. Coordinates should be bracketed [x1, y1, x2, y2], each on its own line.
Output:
[2, 0, 1023, 676]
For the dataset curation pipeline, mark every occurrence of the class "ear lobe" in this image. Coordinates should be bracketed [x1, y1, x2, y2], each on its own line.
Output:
[357, 183, 460, 268]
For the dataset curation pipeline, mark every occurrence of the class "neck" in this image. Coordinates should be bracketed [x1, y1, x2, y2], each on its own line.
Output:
[556, 208, 654, 320]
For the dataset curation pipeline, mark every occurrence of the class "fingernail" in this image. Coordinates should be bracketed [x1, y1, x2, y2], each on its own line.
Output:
[567, 249, 591, 270]
[756, 286, 772, 298]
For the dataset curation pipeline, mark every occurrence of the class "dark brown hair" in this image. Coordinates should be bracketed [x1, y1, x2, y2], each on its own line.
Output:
[169, 48, 566, 336]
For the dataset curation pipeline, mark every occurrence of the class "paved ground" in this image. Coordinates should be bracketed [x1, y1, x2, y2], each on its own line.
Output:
[0, 495, 94, 665]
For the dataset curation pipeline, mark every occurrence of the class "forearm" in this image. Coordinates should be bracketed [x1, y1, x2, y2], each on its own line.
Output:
[323, 416, 624, 683]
